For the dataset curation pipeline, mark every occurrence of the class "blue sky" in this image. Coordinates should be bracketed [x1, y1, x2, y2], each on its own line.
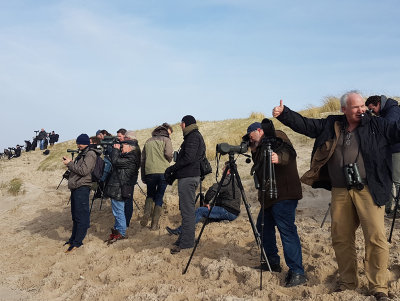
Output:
[1, 0, 399, 151]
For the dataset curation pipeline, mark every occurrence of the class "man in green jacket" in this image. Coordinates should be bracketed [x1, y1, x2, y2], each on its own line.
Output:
[140, 123, 173, 230]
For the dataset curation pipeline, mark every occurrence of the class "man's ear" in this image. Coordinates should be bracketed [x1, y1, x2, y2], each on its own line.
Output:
[341, 106, 345, 113]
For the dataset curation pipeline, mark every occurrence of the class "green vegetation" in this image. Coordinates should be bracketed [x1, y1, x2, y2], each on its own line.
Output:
[38, 140, 77, 171]
[7, 178, 23, 196]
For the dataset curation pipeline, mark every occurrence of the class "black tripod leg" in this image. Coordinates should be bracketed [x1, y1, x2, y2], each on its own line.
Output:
[183, 166, 230, 274]
[90, 192, 96, 214]
[388, 185, 400, 243]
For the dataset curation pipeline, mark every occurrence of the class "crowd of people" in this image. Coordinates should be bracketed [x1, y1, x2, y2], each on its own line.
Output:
[1, 129, 59, 160]
[60, 92, 400, 301]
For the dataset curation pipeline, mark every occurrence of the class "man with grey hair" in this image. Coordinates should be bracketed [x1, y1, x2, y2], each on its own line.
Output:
[272, 91, 400, 301]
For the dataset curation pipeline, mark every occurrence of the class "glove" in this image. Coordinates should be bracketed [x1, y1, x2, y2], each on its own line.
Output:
[164, 166, 176, 185]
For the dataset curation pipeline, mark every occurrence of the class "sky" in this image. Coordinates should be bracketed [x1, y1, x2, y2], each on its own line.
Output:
[1, 0, 400, 151]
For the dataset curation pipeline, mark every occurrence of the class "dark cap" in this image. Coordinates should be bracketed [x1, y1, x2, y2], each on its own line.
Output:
[96, 130, 101, 136]
[76, 134, 90, 145]
[247, 122, 261, 134]
[181, 115, 196, 126]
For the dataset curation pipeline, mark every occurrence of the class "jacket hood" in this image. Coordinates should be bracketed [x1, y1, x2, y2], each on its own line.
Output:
[152, 125, 169, 138]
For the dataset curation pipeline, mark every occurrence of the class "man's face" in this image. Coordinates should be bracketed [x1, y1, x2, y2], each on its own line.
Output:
[97, 133, 104, 140]
[248, 128, 264, 144]
[341, 93, 366, 125]
[77, 144, 87, 150]
[367, 103, 380, 116]
[117, 133, 125, 141]
[180, 122, 185, 130]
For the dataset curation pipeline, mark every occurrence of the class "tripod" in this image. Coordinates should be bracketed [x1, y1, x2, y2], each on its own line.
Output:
[388, 185, 400, 243]
[194, 180, 205, 206]
[183, 152, 271, 280]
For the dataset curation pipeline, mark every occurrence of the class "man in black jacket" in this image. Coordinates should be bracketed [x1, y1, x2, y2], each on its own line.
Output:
[165, 115, 206, 254]
[366, 95, 400, 215]
[104, 139, 140, 243]
[272, 91, 400, 301]
[166, 164, 240, 236]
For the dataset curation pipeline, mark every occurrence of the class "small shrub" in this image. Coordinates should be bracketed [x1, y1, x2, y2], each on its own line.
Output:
[8, 178, 23, 196]
[249, 112, 265, 120]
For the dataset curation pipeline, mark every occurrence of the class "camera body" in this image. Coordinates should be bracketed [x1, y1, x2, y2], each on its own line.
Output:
[344, 163, 364, 190]
[100, 136, 120, 145]
[216, 141, 249, 155]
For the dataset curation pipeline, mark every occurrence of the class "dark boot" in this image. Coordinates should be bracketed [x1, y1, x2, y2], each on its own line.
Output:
[150, 205, 162, 230]
[140, 197, 153, 227]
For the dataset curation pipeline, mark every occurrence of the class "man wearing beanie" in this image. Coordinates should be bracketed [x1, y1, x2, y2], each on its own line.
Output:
[165, 115, 206, 254]
[62, 133, 102, 253]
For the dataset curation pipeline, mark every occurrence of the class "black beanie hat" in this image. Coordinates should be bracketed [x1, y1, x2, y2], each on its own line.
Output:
[76, 134, 90, 145]
[181, 115, 196, 126]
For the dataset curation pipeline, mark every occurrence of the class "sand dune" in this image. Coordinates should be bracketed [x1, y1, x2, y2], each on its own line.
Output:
[0, 144, 399, 301]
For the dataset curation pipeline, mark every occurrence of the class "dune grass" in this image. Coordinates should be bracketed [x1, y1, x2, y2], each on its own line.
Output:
[7, 178, 24, 196]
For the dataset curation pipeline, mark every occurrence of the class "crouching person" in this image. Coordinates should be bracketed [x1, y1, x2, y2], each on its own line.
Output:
[104, 140, 139, 244]
[62, 134, 100, 253]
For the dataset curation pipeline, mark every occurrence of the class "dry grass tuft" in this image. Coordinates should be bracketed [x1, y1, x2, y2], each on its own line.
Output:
[249, 112, 265, 120]
[8, 178, 23, 196]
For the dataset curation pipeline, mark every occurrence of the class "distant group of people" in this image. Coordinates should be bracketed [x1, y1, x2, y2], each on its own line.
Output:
[1, 129, 59, 160]
[60, 91, 400, 301]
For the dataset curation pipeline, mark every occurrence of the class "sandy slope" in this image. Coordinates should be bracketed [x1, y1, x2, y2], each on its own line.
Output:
[0, 145, 399, 301]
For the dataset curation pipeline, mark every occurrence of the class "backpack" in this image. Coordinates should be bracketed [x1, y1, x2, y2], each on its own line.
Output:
[91, 152, 105, 182]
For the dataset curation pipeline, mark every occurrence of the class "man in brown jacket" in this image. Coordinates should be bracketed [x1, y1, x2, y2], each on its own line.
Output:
[62, 134, 100, 253]
[245, 121, 306, 287]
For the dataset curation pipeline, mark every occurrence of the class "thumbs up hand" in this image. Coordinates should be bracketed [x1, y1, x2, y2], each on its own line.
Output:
[272, 100, 284, 118]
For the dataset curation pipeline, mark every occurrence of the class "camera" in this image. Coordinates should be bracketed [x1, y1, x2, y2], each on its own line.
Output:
[216, 141, 249, 155]
[344, 163, 364, 190]
[100, 136, 120, 145]
[67, 149, 79, 153]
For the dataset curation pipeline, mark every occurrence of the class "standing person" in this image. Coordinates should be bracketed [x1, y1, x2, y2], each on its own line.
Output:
[140, 123, 173, 230]
[245, 121, 306, 287]
[366, 95, 400, 215]
[62, 134, 101, 253]
[123, 130, 141, 227]
[37, 128, 47, 150]
[104, 140, 140, 243]
[272, 91, 400, 301]
[49, 131, 59, 146]
[165, 115, 206, 254]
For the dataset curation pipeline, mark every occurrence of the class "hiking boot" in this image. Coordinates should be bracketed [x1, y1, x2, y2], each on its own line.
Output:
[104, 228, 118, 243]
[166, 226, 181, 236]
[253, 262, 282, 273]
[106, 229, 125, 245]
[170, 246, 181, 254]
[140, 197, 154, 227]
[373, 292, 390, 301]
[65, 245, 79, 253]
[285, 270, 308, 287]
[150, 205, 162, 230]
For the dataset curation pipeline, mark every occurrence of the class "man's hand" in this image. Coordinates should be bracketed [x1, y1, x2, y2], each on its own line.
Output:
[271, 152, 279, 164]
[272, 99, 284, 118]
[113, 143, 120, 149]
[62, 156, 71, 165]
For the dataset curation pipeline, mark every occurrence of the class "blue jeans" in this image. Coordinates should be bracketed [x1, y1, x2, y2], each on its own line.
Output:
[69, 186, 90, 247]
[256, 199, 304, 275]
[145, 174, 167, 207]
[39, 139, 45, 150]
[112, 199, 126, 236]
[176, 206, 237, 233]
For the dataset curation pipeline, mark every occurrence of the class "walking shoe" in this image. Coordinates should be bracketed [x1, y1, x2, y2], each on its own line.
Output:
[373, 292, 390, 301]
[166, 226, 181, 236]
[285, 271, 308, 287]
[253, 262, 282, 273]
[65, 245, 79, 253]
[63, 241, 71, 246]
[170, 246, 181, 254]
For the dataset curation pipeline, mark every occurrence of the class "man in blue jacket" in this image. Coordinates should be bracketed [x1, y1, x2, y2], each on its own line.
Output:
[366, 95, 400, 215]
[272, 91, 400, 301]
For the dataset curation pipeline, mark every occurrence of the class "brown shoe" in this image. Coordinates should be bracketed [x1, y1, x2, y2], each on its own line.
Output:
[170, 246, 181, 254]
